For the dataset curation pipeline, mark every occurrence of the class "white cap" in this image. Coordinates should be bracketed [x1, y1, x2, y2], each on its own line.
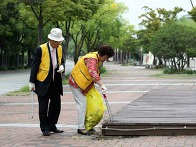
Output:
[48, 28, 64, 42]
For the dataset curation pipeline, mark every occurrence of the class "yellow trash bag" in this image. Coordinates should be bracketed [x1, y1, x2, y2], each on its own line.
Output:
[85, 87, 105, 131]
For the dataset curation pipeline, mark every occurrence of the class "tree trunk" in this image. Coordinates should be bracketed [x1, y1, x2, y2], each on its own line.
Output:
[38, 21, 43, 45]
[63, 23, 70, 62]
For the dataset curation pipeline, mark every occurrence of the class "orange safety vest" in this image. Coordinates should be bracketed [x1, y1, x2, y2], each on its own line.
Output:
[71, 52, 101, 90]
[36, 43, 63, 82]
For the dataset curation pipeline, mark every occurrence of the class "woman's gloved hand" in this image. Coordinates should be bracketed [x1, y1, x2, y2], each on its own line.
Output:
[101, 84, 107, 95]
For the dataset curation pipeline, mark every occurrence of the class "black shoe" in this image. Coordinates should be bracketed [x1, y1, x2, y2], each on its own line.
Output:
[50, 128, 64, 133]
[89, 128, 95, 132]
[43, 130, 50, 136]
[87, 128, 96, 135]
[77, 129, 89, 135]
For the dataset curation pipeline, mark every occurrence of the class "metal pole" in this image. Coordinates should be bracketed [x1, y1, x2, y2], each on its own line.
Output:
[190, 0, 194, 8]
[103, 94, 113, 122]
[30, 91, 34, 119]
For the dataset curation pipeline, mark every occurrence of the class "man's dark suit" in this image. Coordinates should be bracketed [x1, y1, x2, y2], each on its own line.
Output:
[29, 43, 64, 132]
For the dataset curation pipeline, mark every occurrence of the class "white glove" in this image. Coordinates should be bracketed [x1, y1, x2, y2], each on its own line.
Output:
[101, 84, 107, 95]
[57, 65, 64, 73]
[29, 82, 35, 91]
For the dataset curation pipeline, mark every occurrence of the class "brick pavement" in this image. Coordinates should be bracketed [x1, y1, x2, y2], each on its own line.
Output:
[1, 62, 196, 147]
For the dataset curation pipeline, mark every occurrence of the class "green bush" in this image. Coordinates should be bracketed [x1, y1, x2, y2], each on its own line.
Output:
[163, 68, 176, 74]
[62, 72, 70, 85]
[17, 66, 24, 69]
[100, 66, 106, 74]
[6, 86, 29, 96]
[7, 66, 16, 70]
[163, 68, 194, 74]
[0, 67, 7, 71]
[24, 66, 29, 69]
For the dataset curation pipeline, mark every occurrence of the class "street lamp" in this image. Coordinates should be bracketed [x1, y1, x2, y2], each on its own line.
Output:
[190, 0, 194, 8]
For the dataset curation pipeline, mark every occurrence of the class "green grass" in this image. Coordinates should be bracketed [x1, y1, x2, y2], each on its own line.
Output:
[152, 68, 196, 79]
[5, 73, 70, 96]
[6, 86, 30, 96]
[153, 73, 196, 79]
[62, 72, 70, 85]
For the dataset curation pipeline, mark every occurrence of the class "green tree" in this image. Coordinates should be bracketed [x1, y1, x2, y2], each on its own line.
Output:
[0, 1, 25, 68]
[177, 18, 196, 62]
[52, 0, 102, 63]
[188, 7, 196, 22]
[67, 0, 102, 64]
[114, 23, 137, 64]
[138, 6, 183, 65]
[19, 0, 64, 45]
[150, 22, 196, 70]
[69, 0, 128, 64]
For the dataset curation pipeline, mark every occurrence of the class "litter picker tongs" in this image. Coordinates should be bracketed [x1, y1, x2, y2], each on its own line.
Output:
[103, 94, 113, 122]
[30, 91, 34, 119]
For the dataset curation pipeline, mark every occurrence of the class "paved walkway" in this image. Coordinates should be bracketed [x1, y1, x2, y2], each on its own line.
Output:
[1, 62, 196, 147]
[0, 59, 74, 96]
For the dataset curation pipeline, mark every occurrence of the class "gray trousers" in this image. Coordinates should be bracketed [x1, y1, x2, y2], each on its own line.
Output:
[70, 85, 86, 129]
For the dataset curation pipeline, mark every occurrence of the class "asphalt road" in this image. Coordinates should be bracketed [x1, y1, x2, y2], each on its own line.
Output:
[0, 59, 74, 96]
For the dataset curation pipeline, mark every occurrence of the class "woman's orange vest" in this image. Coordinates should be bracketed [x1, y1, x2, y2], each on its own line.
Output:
[71, 52, 100, 90]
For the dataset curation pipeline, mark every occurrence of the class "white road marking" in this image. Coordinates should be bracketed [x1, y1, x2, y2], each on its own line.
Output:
[0, 124, 102, 128]
[1, 101, 131, 106]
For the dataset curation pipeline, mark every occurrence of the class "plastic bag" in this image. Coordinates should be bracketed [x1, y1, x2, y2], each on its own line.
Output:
[85, 87, 105, 131]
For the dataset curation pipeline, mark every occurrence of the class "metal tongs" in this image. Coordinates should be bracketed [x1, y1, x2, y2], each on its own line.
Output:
[103, 94, 113, 122]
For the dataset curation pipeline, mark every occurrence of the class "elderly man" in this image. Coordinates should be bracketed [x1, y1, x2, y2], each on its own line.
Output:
[29, 28, 65, 136]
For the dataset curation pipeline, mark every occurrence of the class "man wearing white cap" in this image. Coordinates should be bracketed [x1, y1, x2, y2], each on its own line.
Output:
[29, 28, 65, 136]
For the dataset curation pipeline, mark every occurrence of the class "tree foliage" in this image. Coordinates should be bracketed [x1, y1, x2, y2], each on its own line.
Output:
[69, 0, 128, 64]
[1, 0, 194, 70]
[138, 6, 184, 65]
[150, 21, 196, 70]
[0, 1, 30, 68]
[188, 7, 196, 22]
[0, 0, 131, 68]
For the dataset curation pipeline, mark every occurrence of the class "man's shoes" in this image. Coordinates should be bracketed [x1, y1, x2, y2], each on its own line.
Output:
[50, 128, 64, 133]
[43, 130, 50, 136]
[77, 129, 89, 135]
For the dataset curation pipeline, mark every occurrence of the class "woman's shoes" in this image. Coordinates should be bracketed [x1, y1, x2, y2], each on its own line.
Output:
[89, 128, 95, 132]
[77, 129, 89, 135]
[88, 128, 96, 134]
[77, 128, 96, 135]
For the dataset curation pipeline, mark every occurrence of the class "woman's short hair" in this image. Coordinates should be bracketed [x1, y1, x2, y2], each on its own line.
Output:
[97, 45, 114, 58]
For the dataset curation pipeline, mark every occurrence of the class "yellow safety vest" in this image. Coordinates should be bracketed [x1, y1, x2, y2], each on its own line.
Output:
[71, 52, 100, 90]
[36, 43, 63, 82]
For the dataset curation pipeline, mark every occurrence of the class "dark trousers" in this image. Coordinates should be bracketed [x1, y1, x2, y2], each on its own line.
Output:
[38, 81, 61, 132]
